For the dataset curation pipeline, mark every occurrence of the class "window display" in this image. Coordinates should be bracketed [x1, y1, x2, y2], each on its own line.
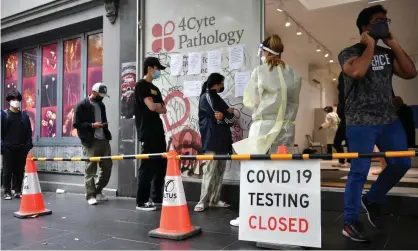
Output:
[62, 38, 81, 137]
[2, 31, 103, 144]
[41, 43, 58, 137]
[22, 49, 38, 137]
[87, 33, 103, 95]
[4, 53, 18, 108]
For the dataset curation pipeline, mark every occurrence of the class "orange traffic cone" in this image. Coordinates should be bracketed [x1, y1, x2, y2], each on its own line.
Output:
[14, 154, 52, 219]
[149, 150, 201, 240]
[277, 145, 288, 154]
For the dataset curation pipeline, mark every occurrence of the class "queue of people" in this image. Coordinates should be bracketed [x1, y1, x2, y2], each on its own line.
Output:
[1, 3, 416, 246]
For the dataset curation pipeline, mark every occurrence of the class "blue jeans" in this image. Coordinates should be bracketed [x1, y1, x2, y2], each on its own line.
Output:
[344, 120, 411, 224]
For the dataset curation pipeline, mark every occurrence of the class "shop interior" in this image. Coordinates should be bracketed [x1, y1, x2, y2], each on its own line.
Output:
[265, 0, 418, 192]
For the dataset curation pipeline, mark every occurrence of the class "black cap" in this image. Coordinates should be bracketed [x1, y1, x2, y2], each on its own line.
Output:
[144, 57, 166, 71]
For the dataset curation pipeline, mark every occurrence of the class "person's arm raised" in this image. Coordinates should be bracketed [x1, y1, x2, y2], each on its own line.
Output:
[342, 32, 375, 80]
[384, 33, 417, 80]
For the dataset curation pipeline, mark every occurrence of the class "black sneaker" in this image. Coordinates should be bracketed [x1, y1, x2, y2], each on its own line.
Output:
[136, 202, 157, 211]
[3, 193, 12, 200]
[342, 222, 370, 242]
[13, 192, 22, 199]
[361, 195, 383, 229]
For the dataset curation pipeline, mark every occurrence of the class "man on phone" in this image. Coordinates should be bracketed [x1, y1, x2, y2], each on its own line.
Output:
[74, 82, 112, 205]
[339, 5, 416, 242]
[134, 57, 167, 211]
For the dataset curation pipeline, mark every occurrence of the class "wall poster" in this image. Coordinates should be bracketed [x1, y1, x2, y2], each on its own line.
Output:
[144, 0, 263, 181]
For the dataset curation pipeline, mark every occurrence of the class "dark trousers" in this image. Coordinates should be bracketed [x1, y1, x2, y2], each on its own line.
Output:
[334, 123, 350, 164]
[136, 137, 167, 205]
[2, 150, 27, 194]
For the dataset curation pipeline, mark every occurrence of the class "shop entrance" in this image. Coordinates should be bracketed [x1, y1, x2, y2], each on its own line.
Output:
[265, 0, 418, 193]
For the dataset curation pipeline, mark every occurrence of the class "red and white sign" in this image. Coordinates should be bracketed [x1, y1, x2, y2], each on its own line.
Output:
[239, 160, 321, 248]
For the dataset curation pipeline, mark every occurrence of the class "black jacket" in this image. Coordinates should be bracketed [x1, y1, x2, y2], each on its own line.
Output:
[1, 109, 33, 154]
[198, 90, 237, 154]
[73, 98, 112, 147]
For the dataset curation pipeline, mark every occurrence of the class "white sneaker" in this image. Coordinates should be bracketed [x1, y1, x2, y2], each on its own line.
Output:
[136, 202, 157, 211]
[230, 217, 239, 227]
[96, 193, 108, 201]
[88, 198, 98, 205]
[150, 202, 162, 207]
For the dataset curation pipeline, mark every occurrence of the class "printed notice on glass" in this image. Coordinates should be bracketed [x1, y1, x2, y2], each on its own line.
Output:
[235, 71, 250, 97]
[187, 52, 202, 75]
[170, 54, 183, 76]
[207, 49, 222, 73]
[229, 45, 244, 70]
[183, 81, 201, 97]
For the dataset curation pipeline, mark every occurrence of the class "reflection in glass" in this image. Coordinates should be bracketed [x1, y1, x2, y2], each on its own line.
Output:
[87, 33, 103, 95]
[4, 53, 18, 108]
[62, 38, 81, 137]
[22, 49, 38, 137]
[41, 44, 58, 138]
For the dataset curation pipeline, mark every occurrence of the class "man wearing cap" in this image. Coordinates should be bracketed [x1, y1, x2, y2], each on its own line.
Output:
[74, 82, 112, 205]
[134, 57, 167, 211]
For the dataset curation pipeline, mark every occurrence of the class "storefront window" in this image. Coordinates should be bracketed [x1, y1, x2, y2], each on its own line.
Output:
[62, 38, 81, 137]
[41, 43, 58, 138]
[87, 33, 103, 95]
[3, 53, 18, 109]
[22, 49, 38, 137]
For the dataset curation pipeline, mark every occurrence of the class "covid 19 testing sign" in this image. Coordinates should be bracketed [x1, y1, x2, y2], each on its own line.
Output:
[239, 160, 321, 248]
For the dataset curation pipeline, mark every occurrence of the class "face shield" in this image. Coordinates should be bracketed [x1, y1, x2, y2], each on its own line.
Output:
[258, 44, 281, 57]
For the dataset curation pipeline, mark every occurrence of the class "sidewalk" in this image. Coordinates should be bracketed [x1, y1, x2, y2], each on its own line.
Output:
[1, 193, 417, 250]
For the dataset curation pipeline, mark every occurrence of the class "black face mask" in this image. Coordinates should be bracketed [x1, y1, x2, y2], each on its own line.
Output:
[369, 21, 389, 40]
[95, 96, 104, 102]
[219, 87, 225, 93]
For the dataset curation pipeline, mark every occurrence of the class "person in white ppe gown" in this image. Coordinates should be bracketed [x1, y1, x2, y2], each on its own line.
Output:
[230, 34, 302, 227]
[319, 106, 340, 153]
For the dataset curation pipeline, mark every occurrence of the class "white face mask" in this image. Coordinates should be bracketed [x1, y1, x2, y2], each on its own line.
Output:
[261, 56, 266, 63]
[10, 101, 21, 109]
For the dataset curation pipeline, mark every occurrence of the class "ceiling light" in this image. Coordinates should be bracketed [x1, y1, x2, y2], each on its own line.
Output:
[333, 78, 337, 81]
[285, 16, 291, 27]
[296, 27, 302, 36]
[324, 52, 329, 58]
[368, 0, 386, 4]
[277, 1, 284, 12]
[329, 59, 334, 63]
[316, 45, 321, 52]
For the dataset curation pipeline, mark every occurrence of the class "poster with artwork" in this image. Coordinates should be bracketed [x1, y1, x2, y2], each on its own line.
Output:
[120, 62, 137, 118]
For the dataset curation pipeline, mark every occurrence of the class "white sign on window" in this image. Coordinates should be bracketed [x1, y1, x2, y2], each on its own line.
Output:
[239, 160, 322, 248]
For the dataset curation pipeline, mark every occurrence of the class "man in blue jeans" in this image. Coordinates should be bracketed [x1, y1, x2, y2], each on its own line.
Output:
[339, 5, 417, 242]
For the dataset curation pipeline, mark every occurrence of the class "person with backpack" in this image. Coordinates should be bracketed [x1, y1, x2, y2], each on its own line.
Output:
[1, 90, 33, 200]
[339, 5, 417, 242]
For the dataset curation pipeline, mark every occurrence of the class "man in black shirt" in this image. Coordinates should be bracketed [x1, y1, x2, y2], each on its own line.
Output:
[134, 57, 167, 211]
[1, 91, 33, 200]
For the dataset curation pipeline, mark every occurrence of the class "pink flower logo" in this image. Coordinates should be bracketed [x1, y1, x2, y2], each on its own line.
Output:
[152, 21, 175, 53]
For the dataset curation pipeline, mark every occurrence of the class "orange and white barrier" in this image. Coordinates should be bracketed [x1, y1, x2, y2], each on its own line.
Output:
[14, 154, 52, 219]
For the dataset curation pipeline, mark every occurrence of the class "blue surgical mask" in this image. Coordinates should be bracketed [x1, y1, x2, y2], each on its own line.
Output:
[152, 70, 161, 80]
